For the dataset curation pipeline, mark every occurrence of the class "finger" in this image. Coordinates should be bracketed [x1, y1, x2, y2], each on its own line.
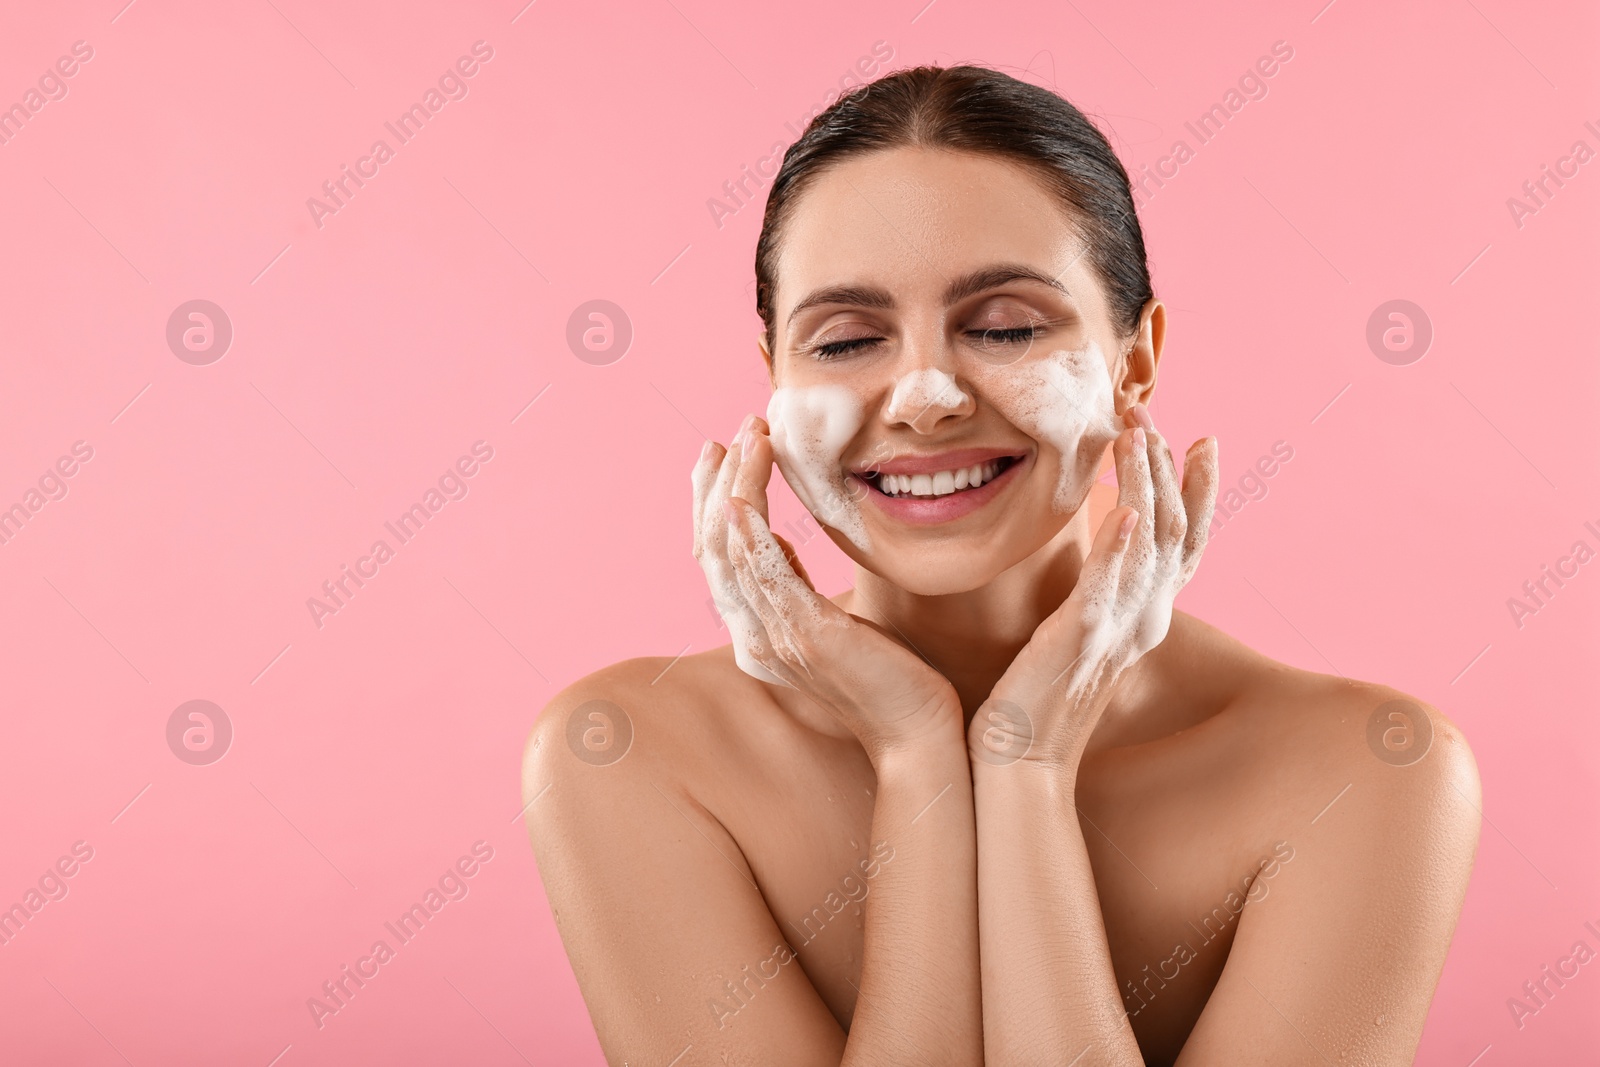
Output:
[1177, 437, 1219, 585]
[769, 529, 816, 592]
[728, 496, 829, 624]
[1135, 407, 1187, 555]
[731, 425, 775, 526]
[1032, 504, 1137, 694]
[691, 439, 726, 561]
[1076, 504, 1138, 621]
[700, 429, 747, 565]
[1113, 426, 1156, 544]
[719, 498, 804, 688]
[696, 436, 787, 680]
[726, 498, 819, 681]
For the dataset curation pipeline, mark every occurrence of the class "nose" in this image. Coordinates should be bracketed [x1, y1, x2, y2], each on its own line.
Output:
[881, 350, 976, 435]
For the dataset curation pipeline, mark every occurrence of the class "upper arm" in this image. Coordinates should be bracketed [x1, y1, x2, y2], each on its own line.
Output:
[1176, 689, 1481, 1066]
[520, 667, 846, 1065]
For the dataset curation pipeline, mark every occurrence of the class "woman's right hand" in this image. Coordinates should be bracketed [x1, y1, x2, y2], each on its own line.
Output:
[692, 414, 964, 764]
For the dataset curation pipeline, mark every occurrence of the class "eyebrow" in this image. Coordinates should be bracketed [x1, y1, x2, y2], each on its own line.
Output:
[785, 263, 1071, 329]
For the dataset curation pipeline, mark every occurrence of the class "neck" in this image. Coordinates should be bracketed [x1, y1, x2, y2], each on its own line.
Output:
[842, 509, 1096, 726]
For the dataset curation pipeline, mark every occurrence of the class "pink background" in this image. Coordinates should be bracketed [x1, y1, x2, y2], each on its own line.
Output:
[0, 0, 1595, 1062]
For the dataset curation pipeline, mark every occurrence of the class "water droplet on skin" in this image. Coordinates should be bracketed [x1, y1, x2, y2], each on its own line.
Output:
[1374, 1015, 1384, 1026]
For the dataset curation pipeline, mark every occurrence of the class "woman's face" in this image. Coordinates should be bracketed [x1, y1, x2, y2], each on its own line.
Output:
[763, 145, 1152, 596]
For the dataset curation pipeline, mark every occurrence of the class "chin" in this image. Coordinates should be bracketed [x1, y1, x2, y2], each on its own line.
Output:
[826, 526, 1051, 597]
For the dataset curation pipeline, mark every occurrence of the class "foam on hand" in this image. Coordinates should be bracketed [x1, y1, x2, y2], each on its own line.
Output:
[766, 384, 872, 552]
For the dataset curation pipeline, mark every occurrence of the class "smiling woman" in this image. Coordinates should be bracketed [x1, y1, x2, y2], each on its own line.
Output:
[522, 64, 1481, 1066]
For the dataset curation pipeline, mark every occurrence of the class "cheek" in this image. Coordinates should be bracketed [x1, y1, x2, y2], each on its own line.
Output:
[767, 385, 872, 551]
[978, 344, 1121, 512]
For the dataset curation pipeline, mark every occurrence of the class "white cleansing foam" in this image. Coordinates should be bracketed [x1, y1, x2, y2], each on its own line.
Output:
[980, 342, 1124, 513]
[766, 384, 872, 552]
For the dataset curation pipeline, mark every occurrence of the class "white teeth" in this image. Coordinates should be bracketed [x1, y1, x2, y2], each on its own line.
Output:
[876, 459, 1010, 498]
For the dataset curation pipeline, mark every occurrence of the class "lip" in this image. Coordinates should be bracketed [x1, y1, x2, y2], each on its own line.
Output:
[851, 446, 1025, 477]
[853, 451, 1031, 525]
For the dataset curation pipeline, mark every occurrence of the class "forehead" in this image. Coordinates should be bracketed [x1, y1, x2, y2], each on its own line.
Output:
[773, 146, 1101, 312]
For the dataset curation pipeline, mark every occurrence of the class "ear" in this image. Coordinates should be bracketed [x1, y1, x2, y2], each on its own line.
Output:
[757, 329, 776, 385]
[1113, 298, 1165, 415]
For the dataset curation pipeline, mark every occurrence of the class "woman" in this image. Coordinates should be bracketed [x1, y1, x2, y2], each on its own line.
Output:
[523, 65, 1480, 1066]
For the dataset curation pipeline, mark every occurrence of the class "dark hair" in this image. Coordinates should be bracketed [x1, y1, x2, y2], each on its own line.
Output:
[754, 64, 1152, 356]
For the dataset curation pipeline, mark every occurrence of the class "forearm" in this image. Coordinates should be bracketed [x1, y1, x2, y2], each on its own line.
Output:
[842, 724, 982, 1066]
[972, 756, 1143, 1065]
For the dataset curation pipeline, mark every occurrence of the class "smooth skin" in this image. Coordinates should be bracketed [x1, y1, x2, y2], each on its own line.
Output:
[522, 146, 1481, 1066]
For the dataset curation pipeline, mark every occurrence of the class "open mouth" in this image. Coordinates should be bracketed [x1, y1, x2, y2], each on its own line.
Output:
[865, 455, 1022, 499]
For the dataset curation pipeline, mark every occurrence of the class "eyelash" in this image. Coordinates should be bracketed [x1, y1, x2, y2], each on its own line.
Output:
[809, 324, 1043, 361]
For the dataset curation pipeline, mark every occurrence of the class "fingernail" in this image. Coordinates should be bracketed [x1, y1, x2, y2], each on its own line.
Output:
[1119, 510, 1139, 541]
[731, 429, 748, 453]
[739, 413, 757, 433]
[1132, 427, 1146, 449]
[699, 439, 715, 461]
[1132, 403, 1155, 430]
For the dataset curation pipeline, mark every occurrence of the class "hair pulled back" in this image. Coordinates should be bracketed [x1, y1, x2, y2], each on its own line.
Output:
[754, 64, 1152, 356]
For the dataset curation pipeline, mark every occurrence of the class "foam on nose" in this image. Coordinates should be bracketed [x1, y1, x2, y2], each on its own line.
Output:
[885, 368, 971, 424]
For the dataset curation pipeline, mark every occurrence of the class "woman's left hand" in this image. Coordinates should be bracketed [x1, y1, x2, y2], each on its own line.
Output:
[969, 402, 1218, 769]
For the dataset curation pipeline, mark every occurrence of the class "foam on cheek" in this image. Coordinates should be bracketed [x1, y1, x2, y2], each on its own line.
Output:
[766, 384, 871, 552]
[886, 368, 970, 421]
[984, 342, 1123, 513]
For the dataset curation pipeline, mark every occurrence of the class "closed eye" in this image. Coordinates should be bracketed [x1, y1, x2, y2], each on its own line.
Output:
[811, 336, 883, 360]
[808, 323, 1046, 361]
[969, 325, 1037, 346]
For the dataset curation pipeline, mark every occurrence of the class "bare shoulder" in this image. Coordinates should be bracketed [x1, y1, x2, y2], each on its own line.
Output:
[1205, 630, 1484, 884]
[1172, 632, 1485, 1058]
[1145, 611, 1482, 874]
[520, 648, 756, 808]
[1241, 658, 1478, 809]
[517, 653, 850, 1061]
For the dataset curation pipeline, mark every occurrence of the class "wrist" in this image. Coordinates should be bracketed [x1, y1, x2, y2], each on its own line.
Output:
[966, 693, 1091, 777]
[867, 708, 968, 775]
